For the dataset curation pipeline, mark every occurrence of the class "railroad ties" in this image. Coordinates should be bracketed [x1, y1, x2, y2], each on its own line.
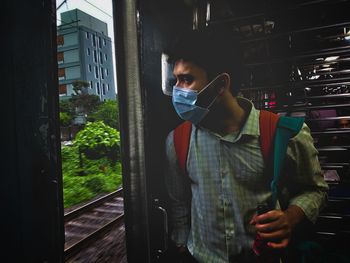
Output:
[64, 188, 125, 262]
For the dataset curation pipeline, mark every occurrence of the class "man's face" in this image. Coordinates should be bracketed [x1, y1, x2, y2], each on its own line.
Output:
[173, 59, 209, 92]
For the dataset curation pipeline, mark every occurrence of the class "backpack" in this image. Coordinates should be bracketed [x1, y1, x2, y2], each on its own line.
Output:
[173, 110, 304, 211]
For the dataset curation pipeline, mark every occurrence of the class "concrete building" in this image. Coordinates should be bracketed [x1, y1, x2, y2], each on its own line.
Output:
[57, 9, 116, 101]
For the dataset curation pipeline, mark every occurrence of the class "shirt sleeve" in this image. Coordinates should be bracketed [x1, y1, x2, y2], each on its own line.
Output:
[164, 130, 192, 245]
[284, 123, 329, 223]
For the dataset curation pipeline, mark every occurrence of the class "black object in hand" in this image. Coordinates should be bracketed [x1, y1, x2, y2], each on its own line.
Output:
[256, 203, 272, 215]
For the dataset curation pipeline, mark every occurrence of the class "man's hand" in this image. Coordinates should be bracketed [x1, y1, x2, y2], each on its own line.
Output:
[250, 205, 305, 249]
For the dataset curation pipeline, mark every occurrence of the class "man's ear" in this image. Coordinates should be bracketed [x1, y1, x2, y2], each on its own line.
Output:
[219, 73, 230, 94]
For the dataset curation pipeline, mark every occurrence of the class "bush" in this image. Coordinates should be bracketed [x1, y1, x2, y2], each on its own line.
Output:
[60, 112, 73, 127]
[90, 100, 120, 129]
[63, 174, 94, 207]
[85, 176, 104, 193]
[61, 145, 122, 208]
[74, 121, 120, 161]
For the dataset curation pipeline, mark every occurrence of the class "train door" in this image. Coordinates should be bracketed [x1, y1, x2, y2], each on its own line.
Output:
[114, 1, 194, 262]
[2, 0, 64, 262]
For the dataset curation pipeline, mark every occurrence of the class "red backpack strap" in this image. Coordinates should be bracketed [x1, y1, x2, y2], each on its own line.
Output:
[173, 121, 192, 175]
[174, 112, 278, 174]
[259, 110, 280, 163]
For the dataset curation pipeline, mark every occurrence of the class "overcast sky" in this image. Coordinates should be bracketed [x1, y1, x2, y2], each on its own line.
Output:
[56, 0, 117, 93]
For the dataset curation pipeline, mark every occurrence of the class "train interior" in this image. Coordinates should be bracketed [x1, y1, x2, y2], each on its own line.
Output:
[3, 0, 350, 262]
[137, 0, 350, 261]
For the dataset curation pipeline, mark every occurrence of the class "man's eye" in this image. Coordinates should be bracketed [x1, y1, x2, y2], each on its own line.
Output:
[182, 75, 194, 84]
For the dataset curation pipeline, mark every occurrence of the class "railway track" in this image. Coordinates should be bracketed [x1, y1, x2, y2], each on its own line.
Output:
[64, 188, 124, 261]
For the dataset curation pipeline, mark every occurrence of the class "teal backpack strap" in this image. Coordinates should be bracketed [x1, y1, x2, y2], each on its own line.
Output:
[270, 116, 304, 207]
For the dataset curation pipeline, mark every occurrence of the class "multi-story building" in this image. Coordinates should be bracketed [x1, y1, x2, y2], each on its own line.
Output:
[57, 9, 116, 101]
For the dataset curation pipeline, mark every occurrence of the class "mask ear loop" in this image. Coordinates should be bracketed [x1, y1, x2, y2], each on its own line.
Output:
[206, 87, 224, 109]
[197, 74, 226, 109]
[198, 74, 225, 95]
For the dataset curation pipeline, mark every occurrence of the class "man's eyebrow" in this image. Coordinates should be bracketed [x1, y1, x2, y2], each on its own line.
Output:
[176, 74, 194, 79]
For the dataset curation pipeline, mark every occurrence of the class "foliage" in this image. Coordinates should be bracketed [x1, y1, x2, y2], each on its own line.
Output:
[59, 99, 75, 127]
[70, 93, 101, 116]
[69, 80, 101, 117]
[60, 81, 123, 209]
[59, 99, 75, 115]
[72, 80, 90, 95]
[74, 121, 120, 160]
[90, 100, 120, 130]
[61, 145, 122, 208]
[59, 80, 100, 126]
[60, 112, 73, 127]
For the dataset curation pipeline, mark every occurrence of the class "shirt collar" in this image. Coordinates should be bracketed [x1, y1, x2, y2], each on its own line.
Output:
[236, 97, 260, 137]
[195, 97, 260, 141]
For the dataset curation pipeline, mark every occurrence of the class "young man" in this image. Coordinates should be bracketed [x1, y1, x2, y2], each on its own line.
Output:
[164, 28, 328, 263]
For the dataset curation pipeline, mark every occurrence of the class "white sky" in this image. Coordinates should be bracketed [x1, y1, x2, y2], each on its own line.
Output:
[56, 0, 117, 93]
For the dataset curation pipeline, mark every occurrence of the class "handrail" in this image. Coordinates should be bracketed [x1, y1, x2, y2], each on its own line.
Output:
[317, 147, 348, 151]
[312, 129, 350, 135]
[209, 0, 347, 25]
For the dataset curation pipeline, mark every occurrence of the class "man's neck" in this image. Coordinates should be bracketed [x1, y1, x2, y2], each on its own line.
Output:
[200, 96, 247, 136]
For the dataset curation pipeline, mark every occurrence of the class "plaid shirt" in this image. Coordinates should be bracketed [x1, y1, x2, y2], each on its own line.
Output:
[165, 97, 328, 263]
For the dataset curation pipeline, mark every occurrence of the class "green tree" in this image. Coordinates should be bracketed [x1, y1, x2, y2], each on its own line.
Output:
[59, 99, 75, 115]
[74, 121, 120, 161]
[72, 80, 90, 95]
[70, 80, 101, 117]
[60, 112, 73, 127]
[71, 93, 101, 116]
[59, 99, 75, 127]
[90, 100, 120, 129]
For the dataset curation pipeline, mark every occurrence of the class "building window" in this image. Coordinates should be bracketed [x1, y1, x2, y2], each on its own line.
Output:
[104, 54, 107, 61]
[93, 50, 97, 63]
[57, 35, 64, 46]
[58, 68, 65, 80]
[102, 83, 106, 95]
[92, 35, 96, 47]
[87, 48, 90, 56]
[65, 65, 81, 79]
[86, 32, 89, 39]
[57, 52, 64, 64]
[59, 84, 67, 95]
[103, 39, 106, 46]
[100, 52, 103, 64]
[90, 81, 93, 89]
[62, 49, 79, 64]
[96, 82, 100, 94]
[105, 68, 108, 76]
[107, 83, 110, 91]
[99, 37, 102, 48]
[88, 64, 92, 72]
[101, 67, 104, 79]
[95, 66, 99, 78]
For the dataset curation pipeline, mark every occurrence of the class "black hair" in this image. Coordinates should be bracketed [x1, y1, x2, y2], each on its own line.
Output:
[166, 26, 243, 95]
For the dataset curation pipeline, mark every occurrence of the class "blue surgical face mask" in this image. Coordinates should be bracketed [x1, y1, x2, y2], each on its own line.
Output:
[172, 75, 224, 124]
[172, 87, 209, 124]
